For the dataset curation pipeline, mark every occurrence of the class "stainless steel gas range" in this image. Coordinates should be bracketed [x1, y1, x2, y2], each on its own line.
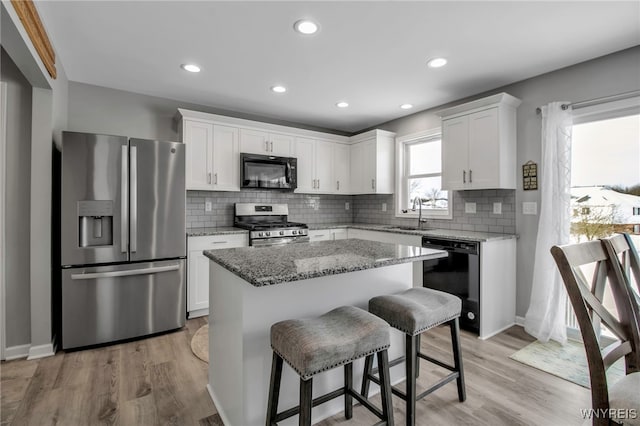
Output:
[234, 203, 309, 247]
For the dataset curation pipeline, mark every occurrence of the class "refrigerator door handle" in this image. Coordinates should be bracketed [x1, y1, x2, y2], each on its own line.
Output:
[71, 264, 180, 280]
[130, 146, 138, 253]
[121, 146, 129, 253]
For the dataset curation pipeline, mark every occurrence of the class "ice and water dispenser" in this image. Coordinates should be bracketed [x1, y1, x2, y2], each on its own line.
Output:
[78, 200, 114, 247]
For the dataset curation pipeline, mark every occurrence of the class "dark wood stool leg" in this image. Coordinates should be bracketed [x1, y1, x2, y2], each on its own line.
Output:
[360, 354, 374, 397]
[266, 352, 283, 426]
[377, 349, 395, 425]
[405, 334, 417, 426]
[415, 333, 421, 378]
[299, 377, 313, 426]
[450, 318, 466, 402]
[344, 362, 353, 419]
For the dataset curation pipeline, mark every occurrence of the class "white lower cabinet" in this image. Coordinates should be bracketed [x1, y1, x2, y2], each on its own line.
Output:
[187, 234, 248, 318]
[308, 228, 349, 242]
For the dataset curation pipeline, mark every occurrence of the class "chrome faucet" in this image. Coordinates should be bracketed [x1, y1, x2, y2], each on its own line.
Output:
[412, 197, 428, 230]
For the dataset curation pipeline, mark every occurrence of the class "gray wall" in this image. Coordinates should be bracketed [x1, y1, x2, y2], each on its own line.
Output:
[374, 46, 640, 317]
[67, 81, 349, 141]
[1, 48, 32, 347]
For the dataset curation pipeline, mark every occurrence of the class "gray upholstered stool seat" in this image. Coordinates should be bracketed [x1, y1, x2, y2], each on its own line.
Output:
[362, 287, 466, 426]
[271, 305, 391, 380]
[369, 287, 462, 336]
[267, 306, 395, 425]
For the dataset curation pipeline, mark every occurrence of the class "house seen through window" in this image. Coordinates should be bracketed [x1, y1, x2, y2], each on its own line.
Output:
[396, 131, 452, 219]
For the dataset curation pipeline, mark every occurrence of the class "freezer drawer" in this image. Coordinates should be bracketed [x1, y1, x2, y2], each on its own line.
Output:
[61, 259, 185, 349]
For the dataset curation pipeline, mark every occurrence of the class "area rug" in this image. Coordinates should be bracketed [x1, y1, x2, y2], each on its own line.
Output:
[510, 339, 625, 389]
[191, 324, 209, 363]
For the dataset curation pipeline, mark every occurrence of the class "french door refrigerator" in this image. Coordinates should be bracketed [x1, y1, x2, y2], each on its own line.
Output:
[60, 131, 186, 349]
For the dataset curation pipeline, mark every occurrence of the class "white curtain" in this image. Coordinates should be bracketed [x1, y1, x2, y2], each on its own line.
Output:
[524, 102, 573, 344]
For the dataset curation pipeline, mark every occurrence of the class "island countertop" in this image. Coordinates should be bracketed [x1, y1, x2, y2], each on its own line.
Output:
[204, 238, 446, 287]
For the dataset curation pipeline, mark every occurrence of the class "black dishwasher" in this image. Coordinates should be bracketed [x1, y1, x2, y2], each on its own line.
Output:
[422, 237, 480, 333]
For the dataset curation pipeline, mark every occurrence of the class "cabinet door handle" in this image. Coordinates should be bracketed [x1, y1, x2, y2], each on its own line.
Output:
[337, 180, 339, 190]
[270, 141, 274, 152]
[317, 179, 320, 189]
[214, 173, 218, 184]
[371, 179, 375, 190]
[463, 170, 466, 183]
[469, 169, 472, 183]
[265, 141, 269, 152]
[212, 241, 227, 245]
[208, 172, 212, 184]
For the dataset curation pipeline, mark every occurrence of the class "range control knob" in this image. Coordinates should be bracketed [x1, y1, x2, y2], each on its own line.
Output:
[266, 231, 271, 236]
[279, 231, 284, 236]
[258, 232, 264, 237]
[292, 230, 297, 235]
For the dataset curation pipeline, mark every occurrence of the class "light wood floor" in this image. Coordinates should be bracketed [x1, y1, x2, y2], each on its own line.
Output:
[1, 320, 590, 426]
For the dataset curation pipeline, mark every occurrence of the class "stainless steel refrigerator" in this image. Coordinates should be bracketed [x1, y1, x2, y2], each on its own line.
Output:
[60, 131, 186, 349]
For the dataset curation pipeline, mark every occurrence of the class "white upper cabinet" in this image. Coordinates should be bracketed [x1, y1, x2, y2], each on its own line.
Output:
[349, 130, 395, 194]
[439, 93, 521, 191]
[294, 138, 349, 194]
[178, 109, 395, 195]
[239, 128, 293, 157]
[333, 143, 350, 194]
[180, 118, 240, 191]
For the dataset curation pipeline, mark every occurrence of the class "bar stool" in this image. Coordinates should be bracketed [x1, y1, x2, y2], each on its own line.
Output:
[361, 288, 466, 426]
[266, 306, 395, 426]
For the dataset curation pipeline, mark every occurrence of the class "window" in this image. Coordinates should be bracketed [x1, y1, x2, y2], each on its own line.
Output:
[395, 130, 452, 219]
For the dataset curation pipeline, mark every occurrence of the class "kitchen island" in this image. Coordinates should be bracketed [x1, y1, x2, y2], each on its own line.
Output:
[204, 238, 447, 426]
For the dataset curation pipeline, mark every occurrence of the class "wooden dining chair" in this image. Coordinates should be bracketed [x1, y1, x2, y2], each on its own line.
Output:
[551, 242, 640, 426]
[601, 233, 640, 334]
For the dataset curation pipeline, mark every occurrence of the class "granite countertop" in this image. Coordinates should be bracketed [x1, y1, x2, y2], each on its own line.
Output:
[309, 223, 516, 242]
[204, 239, 447, 287]
[187, 227, 248, 237]
[188, 223, 516, 242]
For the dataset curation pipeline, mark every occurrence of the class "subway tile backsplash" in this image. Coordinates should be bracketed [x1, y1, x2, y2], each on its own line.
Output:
[186, 189, 515, 234]
[351, 190, 516, 234]
[186, 191, 353, 228]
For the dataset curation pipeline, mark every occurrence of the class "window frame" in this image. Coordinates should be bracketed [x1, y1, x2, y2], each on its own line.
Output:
[395, 129, 453, 219]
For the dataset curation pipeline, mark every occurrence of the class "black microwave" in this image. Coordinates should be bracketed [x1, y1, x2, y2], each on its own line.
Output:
[240, 153, 297, 190]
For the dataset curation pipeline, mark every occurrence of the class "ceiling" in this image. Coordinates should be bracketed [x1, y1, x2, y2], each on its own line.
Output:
[36, 1, 640, 134]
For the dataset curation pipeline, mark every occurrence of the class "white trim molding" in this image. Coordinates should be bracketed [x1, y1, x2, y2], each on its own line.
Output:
[27, 342, 55, 360]
[4, 344, 30, 361]
[0, 81, 7, 360]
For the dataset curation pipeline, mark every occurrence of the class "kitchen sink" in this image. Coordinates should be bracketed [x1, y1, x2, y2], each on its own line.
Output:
[383, 226, 425, 231]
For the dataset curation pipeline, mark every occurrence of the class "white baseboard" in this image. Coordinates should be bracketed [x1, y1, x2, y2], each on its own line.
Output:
[479, 321, 517, 340]
[4, 343, 30, 360]
[515, 316, 525, 327]
[188, 308, 209, 319]
[27, 342, 55, 360]
[207, 384, 232, 426]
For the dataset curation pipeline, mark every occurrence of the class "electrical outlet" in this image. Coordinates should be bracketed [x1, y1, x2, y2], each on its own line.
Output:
[382, 203, 387, 212]
[465, 202, 476, 214]
[523, 202, 537, 215]
[493, 202, 502, 215]
[205, 201, 212, 212]
[345, 202, 350, 210]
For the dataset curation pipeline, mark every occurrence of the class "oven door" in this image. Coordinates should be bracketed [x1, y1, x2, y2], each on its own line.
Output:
[251, 236, 310, 247]
[240, 153, 297, 190]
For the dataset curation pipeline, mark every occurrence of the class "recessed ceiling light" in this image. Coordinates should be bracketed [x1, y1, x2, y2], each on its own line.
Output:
[427, 57, 447, 68]
[336, 101, 349, 108]
[181, 63, 201, 73]
[294, 20, 319, 35]
[400, 104, 413, 110]
[271, 85, 287, 93]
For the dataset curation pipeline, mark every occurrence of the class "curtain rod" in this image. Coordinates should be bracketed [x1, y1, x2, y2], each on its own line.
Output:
[535, 90, 640, 114]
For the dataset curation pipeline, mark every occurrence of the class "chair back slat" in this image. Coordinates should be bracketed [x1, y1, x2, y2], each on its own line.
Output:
[623, 234, 640, 295]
